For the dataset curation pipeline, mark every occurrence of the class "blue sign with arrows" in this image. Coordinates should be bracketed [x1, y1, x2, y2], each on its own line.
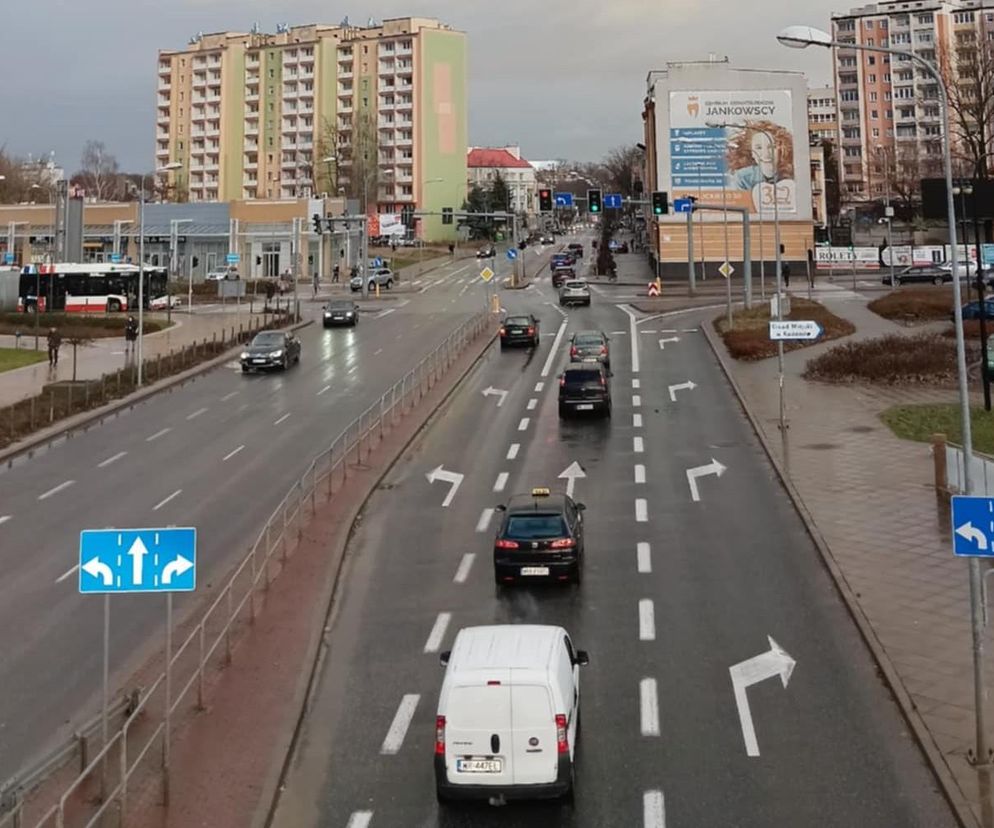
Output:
[79, 528, 197, 594]
[673, 198, 695, 214]
[554, 193, 573, 208]
[951, 496, 994, 558]
[604, 194, 623, 209]
[506, 249, 517, 261]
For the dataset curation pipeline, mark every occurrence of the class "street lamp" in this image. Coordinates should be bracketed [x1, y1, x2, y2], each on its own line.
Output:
[137, 162, 182, 386]
[778, 23, 988, 767]
[875, 146, 897, 288]
[168, 218, 192, 322]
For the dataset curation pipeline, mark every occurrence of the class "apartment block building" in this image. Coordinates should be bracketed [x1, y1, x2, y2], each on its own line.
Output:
[807, 86, 838, 143]
[156, 17, 467, 239]
[831, 0, 994, 203]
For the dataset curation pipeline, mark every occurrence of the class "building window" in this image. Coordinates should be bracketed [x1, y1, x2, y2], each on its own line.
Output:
[872, 128, 880, 138]
[868, 74, 876, 83]
[871, 109, 879, 119]
[869, 91, 878, 101]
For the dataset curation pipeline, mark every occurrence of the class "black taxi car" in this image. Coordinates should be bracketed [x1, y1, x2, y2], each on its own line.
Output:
[493, 488, 585, 585]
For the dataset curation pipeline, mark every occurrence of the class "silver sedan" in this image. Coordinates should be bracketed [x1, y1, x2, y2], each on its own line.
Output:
[559, 280, 591, 307]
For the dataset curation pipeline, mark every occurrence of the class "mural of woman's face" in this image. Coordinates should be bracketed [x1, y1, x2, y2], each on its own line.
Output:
[750, 132, 774, 176]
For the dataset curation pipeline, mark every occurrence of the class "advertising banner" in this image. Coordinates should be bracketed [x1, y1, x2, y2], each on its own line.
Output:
[669, 90, 798, 218]
[377, 213, 406, 238]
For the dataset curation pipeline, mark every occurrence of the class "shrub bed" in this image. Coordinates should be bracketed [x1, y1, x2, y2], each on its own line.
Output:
[803, 332, 969, 385]
[868, 287, 953, 323]
[714, 297, 855, 361]
[0, 313, 166, 339]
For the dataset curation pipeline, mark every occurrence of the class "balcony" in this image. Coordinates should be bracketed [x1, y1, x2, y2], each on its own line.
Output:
[396, 98, 413, 110]
[338, 63, 353, 78]
[396, 61, 413, 74]
[159, 62, 171, 75]
[158, 79, 171, 92]
[396, 43, 413, 56]
[246, 89, 259, 102]
[396, 135, 413, 147]
[379, 62, 395, 75]
[396, 118, 413, 128]
[379, 134, 396, 147]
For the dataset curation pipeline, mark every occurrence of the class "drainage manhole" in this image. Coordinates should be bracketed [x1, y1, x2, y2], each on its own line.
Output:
[802, 443, 841, 450]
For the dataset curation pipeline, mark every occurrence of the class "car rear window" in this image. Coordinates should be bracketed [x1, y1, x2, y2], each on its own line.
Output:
[564, 282, 586, 289]
[505, 514, 568, 539]
[574, 334, 603, 346]
[505, 316, 531, 326]
[564, 369, 602, 384]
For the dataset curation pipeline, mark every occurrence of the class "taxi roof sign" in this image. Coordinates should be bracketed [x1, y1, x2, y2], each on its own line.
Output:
[531, 487, 551, 497]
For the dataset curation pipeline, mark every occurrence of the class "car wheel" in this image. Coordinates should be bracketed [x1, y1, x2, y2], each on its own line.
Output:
[572, 560, 582, 586]
[108, 299, 121, 312]
[281, 356, 288, 370]
[385, 279, 393, 289]
[500, 340, 507, 350]
[934, 276, 944, 286]
[436, 785, 451, 804]
[241, 366, 250, 373]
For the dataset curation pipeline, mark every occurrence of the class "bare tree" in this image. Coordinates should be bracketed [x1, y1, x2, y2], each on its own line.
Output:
[600, 144, 643, 198]
[336, 109, 379, 209]
[63, 332, 94, 382]
[0, 147, 29, 204]
[77, 140, 122, 201]
[308, 117, 341, 197]
[937, 35, 994, 179]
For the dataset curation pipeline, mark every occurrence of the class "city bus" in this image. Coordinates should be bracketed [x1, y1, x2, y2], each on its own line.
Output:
[17, 263, 168, 313]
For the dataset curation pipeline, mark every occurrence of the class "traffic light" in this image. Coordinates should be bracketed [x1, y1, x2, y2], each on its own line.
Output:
[538, 188, 553, 212]
[442, 207, 453, 225]
[401, 206, 415, 228]
[587, 189, 602, 214]
[192, 256, 199, 268]
[312, 213, 323, 234]
[518, 240, 527, 251]
[651, 191, 669, 216]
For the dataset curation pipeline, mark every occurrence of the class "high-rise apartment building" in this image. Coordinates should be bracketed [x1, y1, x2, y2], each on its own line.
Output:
[156, 17, 467, 239]
[807, 86, 838, 143]
[831, 0, 994, 203]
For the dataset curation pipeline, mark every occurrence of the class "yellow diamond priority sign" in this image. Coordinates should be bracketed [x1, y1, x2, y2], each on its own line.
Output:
[718, 261, 734, 279]
[480, 266, 495, 282]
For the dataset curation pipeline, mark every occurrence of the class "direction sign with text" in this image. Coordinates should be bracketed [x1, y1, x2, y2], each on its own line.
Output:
[79, 528, 197, 594]
[768, 320, 823, 341]
[226, 253, 240, 265]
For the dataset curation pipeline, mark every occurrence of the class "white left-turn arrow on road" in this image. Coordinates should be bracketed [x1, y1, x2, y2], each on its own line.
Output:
[729, 636, 796, 757]
[558, 461, 586, 499]
[426, 465, 464, 508]
[686, 458, 726, 502]
[482, 386, 508, 407]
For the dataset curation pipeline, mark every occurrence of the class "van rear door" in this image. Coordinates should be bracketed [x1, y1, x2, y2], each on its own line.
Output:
[510, 684, 558, 785]
[444, 680, 513, 787]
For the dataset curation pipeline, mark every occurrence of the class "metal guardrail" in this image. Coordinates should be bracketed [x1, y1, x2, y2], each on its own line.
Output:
[0, 309, 493, 828]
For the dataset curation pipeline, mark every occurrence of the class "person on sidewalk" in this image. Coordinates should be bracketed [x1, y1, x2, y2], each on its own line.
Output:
[782, 261, 791, 288]
[47, 327, 61, 367]
[312, 271, 320, 297]
[332, 264, 340, 284]
[125, 316, 138, 353]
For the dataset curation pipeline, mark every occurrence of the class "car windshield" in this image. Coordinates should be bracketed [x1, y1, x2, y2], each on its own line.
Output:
[328, 301, 353, 310]
[252, 332, 284, 346]
[574, 334, 604, 346]
[564, 369, 602, 384]
[505, 316, 532, 326]
[505, 514, 568, 540]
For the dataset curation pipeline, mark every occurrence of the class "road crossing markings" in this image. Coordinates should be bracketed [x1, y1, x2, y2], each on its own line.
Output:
[346, 811, 373, 828]
[274, 413, 292, 426]
[633, 414, 643, 428]
[39, 480, 75, 500]
[223, 445, 245, 462]
[494, 472, 509, 492]
[153, 489, 182, 511]
[527, 398, 538, 410]
[637, 542, 652, 573]
[454, 553, 476, 584]
[424, 612, 452, 653]
[146, 427, 171, 442]
[97, 451, 127, 468]
[634, 464, 646, 484]
[619, 305, 641, 373]
[534, 382, 544, 393]
[317, 385, 331, 396]
[541, 320, 569, 377]
[640, 678, 660, 736]
[476, 508, 495, 533]
[643, 791, 666, 828]
[506, 443, 520, 460]
[221, 391, 239, 402]
[635, 498, 648, 522]
[186, 407, 208, 420]
[639, 599, 656, 641]
[634, 436, 644, 454]
[381, 694, 420, 754]
[518, 417, 530, 431]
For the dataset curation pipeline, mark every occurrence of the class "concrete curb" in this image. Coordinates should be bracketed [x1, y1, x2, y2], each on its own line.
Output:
[259, 320, 499, 828]
[700, 322, 977, 828]
[0, 318, 312, 468]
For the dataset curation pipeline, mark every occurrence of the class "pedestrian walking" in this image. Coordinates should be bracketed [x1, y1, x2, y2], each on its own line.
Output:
[47, 327, 61, 367]
[124, 316, 139, 353]
[782, 261, 791, 288]
[312, 271, 320, 297]
[333, 264, 340, 284]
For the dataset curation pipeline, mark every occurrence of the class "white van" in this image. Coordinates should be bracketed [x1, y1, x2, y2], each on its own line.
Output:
[434, 625, 589, 803]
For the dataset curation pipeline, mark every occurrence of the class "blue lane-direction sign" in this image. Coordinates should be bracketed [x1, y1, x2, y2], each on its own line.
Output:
[226, 253, 240, 265]
[554, 193, 573, 208]
[952, 496, 994, 557]
[604, 194, 623, 209]
[673, 198, 694, 214]
[506, 248, 518, 260]
[79, 528, 197, 594]
[3, 253, 14, 265]
[373, 256, 383, 268]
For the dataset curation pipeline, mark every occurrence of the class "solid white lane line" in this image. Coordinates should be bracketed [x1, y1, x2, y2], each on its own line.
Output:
[619, 305, 640, 373]
[317, 384, 331, 395]
[518, 417, 530, 431]
[476, 508, 495, 533]
[454, 553, 475, 583]
[632, 379, 640, 389]
[97, 451, 127, 468]
[494, 472, 509, 492]
[634, 436, 644, 454]
[541, 320, 569, 378]
[38, 480, 75, 501]
[146, 427, 171, 442]
[632, 394, 642, 408]
[346, 811, 373, 828]
[381, 694, 420, 754]
[636, 498, 648, 522]
[223, 445, 245, 462]
[153, 489, 182, 511]
[640, 678, 660, 737]
[274, 413, 291, 426]
[527, 398, 538, 411]
[506, 444, 520, 460]
[637, 542, 652, 573]
[424, 612, 452, 653]
[55, 563, 78, 584]
[0, 516, 10, 527]
[639, 599, 656, 641]
[634, 464, 646, 484]
[633, 414, 643, 428]
[534, 381, 544, 392]
[643, 790, 666, 828]
[186, 407, 209, 420]
[221, 391, 239, 402]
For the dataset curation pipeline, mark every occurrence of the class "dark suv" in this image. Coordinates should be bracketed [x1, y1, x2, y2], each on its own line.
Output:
[558, 362, 611, 418]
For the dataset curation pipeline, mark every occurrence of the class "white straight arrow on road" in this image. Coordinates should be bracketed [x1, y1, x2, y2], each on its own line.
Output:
[558, 461, 586, 498]
[81, 557, 114, 587]
[658, 337, 680, 350]
[686, 458, 726, 502]
[668, 380, 697, 402]
[729, 636, 796, 757]
[426, 465, 464, 508]
[482, 386, 508, 407]
[127, 537, 149, 586]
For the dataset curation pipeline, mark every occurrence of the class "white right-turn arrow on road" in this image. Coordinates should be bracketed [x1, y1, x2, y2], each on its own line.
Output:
[729, 636, 796, 757]
[686, 458, 726, 502]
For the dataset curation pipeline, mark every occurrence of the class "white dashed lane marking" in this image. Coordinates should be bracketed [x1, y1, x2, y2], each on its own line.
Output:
[633, 414, 643, 428]
[634, 437, 645, 454]
[223, 445, 245, 462]
[639, 599, 656, 641]
[518, 417, 530, 431]
[97, 451, 127, 468]
[146, 427, 171, 442]
[186, 407, 208, 420]
[644, 791, 666, 828]
[632, 395, 642, 408]
[274, 413, 291, 426]
[454, 553, 475, 583]
[424, 612, 452, 653]
[381, 694, 420, 754]
[637, 542, 652, 573]
[38, 480, 75, 501]
[632, 379, 640, 389]
[636, 498, 648, 522]
[494, 472, 509, 492]
[527, 398, 538, 411]
[640, 678, 660, 737]
[346, 812, 373, 828]
[476, 508, 495, 533]
[507, 444, 520, 460]
[634, 465, 646, 484]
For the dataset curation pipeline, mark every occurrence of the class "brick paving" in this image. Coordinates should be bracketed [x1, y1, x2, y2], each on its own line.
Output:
[721, 286, 994, 825]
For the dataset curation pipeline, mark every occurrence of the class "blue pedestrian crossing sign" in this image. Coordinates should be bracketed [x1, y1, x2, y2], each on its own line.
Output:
[506, 249, 517, 261]
[951, 496, 994, 558]
[79, 528, 197, 594]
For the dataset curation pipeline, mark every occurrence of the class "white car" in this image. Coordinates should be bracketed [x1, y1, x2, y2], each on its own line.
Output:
[149, 295, 183, 310]
[938, 260, 978, 277]
[205, 270, 230, 281]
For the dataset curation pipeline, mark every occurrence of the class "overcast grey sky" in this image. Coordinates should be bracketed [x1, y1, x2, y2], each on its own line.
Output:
[0, 0, 834, 173]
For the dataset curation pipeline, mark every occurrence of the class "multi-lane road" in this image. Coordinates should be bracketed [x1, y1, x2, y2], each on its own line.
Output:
[0, 251, 537, 780]
[272, 272, 957, 826]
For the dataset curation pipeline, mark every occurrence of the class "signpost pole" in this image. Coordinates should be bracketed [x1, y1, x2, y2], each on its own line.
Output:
[743, 214, 753, 309]
[101, 594, 109, 799]
[758, 208, 766, 300]
[163, 592, 173, 805]
[686, 206, 696, 295]
[722, 178, 732, 328]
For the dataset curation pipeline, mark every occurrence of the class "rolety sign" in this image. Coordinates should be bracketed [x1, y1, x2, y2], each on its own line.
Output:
[669, 90, 797, 218]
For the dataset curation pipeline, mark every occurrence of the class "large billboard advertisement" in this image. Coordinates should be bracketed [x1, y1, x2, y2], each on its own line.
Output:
[669, 90, 797, 218]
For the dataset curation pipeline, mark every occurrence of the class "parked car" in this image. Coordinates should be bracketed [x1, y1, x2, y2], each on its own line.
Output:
[350, 268, 394, 292]
[939, 260, 979, 278]
[559, 280, 591, 307]
[323, 299, 360, 327]
[955, 301, 994, 321]
[205, 270, 231, 282]
[883, 265, 950, 286]
[558, 362, 611, 418]
[240, 330, 301, 372]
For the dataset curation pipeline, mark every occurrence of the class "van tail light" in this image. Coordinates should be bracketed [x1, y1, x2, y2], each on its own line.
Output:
[527, 326, 535, 335]
[570, 346, 578, 357]
[555, 714, 569, 754]
[499, 327, 506, 335]
[495, 539, 519, 549]
[600, 346, 607, 355]
[550, 538, 575, 549]
[435, 715, 446, 755]
[600, 375, 607, 387]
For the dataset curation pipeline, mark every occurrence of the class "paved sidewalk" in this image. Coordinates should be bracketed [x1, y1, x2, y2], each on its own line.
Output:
[718, 290, 993, 825]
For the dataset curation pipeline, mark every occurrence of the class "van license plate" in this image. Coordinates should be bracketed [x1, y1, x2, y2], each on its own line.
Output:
[576, 404, 594, 411]
[521, 566, 550, 576]
[457, 758, 502, 773]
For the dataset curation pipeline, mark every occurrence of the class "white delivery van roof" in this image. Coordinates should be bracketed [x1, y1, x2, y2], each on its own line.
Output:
[447, 625, 563, 676]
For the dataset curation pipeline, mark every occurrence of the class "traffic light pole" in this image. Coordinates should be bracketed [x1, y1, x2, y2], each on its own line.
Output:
[315, 215, 369, 298]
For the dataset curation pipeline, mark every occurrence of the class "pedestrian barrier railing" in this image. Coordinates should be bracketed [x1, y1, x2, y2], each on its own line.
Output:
[0, 310, 493, 828]
[931, 433, 994, 498]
